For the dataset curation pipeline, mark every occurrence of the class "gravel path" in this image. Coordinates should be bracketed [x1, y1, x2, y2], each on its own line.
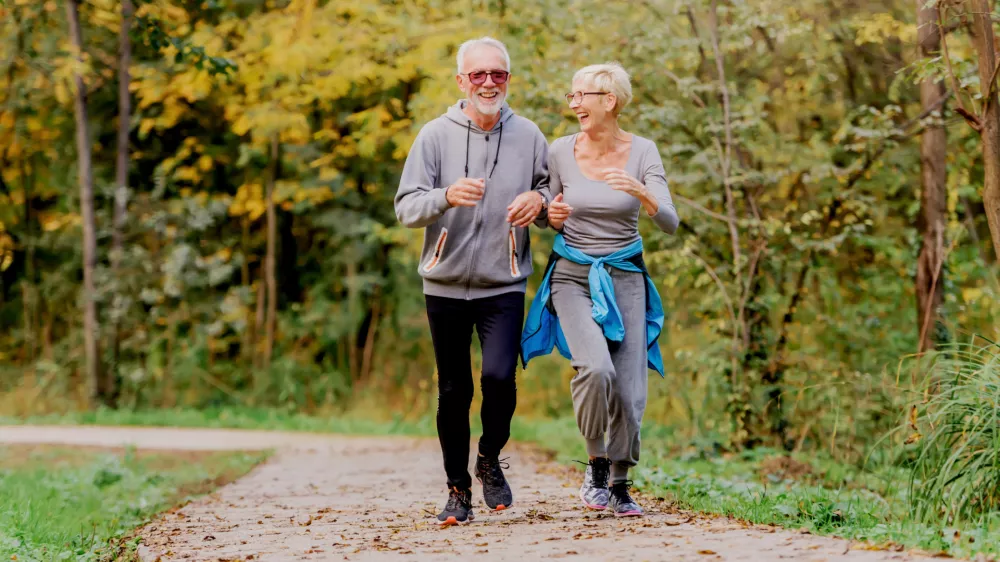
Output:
[0, 425, 934, 561]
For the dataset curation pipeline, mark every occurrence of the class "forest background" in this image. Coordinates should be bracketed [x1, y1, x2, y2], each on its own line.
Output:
[1, 0, 1000, 472]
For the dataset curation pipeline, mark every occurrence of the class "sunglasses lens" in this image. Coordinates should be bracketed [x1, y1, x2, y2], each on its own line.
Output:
[469, 72, 487, 85]
[491, 72, 508, 84]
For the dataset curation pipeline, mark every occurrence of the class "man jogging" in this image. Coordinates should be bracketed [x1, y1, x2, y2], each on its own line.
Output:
[394, 36, 549, 526]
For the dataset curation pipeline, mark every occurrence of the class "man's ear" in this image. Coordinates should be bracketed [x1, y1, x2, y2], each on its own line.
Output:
[456, 74, 464, 91]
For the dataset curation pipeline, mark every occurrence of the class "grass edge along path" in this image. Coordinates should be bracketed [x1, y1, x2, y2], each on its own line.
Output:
[0, 443, 269, 561]
[3, 407, 997, 560]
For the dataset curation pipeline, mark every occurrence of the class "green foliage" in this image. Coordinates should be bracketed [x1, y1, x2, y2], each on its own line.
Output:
[0, 0, 996, 462]
[0, 445, 265, 561]
[902, 337, 1000, 525]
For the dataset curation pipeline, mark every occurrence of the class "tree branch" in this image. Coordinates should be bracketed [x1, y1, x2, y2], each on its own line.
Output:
[675, 194, 733, 223]
[939, 3, 982, 130]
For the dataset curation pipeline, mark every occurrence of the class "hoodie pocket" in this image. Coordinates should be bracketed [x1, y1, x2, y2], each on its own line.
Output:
[422, 228, 448, 273]
[508, 227, 521, 278]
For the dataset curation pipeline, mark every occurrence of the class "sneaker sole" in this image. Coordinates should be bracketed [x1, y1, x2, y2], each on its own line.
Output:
[437, 513, 475, 526]
[613, 510, 643, 517]
[579, 489, 608, 510]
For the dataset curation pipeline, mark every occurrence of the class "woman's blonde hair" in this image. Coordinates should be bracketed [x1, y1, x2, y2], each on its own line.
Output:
[573, 62, 633, 114]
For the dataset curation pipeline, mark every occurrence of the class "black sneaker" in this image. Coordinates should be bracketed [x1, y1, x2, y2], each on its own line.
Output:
[579, 457, 611, 510]
[474, 454, 513, 510]
[437, 486, 475, 526]
[609, 481, 643, 517]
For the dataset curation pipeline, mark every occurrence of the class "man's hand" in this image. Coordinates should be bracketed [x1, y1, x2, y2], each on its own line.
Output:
[506, 191, 545, 227]
[446, 178, 485, 207]
[547, 194, 573, 230]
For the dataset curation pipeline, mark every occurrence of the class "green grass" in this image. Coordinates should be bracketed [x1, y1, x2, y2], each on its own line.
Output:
[0, 444, 267, 561]
[0, 406, 439, 438]
[5, 405, 1000, 558]
[903, 338, 1000, 526]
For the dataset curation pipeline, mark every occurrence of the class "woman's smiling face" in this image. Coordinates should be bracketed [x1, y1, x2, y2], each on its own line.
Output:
[568, 79, 615, 132]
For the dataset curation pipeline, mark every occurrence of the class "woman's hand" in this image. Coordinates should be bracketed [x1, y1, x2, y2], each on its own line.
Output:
[548, 194, 573, 230]
[604, 168, 659, 216]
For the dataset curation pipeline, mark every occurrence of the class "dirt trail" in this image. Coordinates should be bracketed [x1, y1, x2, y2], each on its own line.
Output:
[0, 425, 934, 561]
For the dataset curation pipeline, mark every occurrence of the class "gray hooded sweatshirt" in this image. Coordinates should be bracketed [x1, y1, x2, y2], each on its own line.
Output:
[394, 100, 550, 300]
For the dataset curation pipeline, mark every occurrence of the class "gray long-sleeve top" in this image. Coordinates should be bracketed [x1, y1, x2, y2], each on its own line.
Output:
[545, 133, 678, 255]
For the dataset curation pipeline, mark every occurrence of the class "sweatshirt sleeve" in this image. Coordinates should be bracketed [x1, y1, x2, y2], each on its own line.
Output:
[531, 128, 552, 208]
[642, 141, 679, 235]
[394, 126, 451, 229]
[536, 138, 562, 229]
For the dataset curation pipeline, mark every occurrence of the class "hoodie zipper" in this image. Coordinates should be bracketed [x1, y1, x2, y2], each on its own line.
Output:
[465, 131, 491, 299]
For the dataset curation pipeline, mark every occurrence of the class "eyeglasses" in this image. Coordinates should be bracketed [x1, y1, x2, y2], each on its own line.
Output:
[461, 70, 510, 85]
[565, 91, 608, 105]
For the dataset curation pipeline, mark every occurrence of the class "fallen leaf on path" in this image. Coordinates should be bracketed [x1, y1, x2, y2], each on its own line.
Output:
[203, 535, 215, 541]
[698, 550, 716, 555]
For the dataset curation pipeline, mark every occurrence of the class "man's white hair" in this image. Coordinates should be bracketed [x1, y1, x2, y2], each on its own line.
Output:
[573, 62, 633, 114]
[456, 36, 511, 74]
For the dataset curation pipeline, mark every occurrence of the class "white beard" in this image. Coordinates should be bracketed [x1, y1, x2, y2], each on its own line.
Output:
[470, 89, 505, 116]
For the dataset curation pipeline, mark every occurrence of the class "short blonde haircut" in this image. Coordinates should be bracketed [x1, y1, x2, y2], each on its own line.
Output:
[573, 62, 633, 114]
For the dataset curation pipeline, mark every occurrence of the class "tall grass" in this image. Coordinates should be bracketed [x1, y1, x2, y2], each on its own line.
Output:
[905, 336, 1000, 524]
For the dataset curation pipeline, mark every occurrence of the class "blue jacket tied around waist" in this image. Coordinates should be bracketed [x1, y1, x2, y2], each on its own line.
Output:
[520, 234, 665, 377]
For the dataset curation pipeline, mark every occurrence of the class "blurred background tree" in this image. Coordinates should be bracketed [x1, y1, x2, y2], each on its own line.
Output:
[0, 0, 997, 461]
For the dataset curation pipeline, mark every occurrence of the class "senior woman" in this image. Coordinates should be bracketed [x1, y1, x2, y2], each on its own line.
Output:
[522, 62, 678, 517]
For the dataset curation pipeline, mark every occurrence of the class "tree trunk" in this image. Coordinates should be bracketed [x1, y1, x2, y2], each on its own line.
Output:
[970, 0, 1000, 261]
[263, 136, 279, 368]
[916, 0, 948, 353]
[241, 217, 253, 366]
[22, 159, 35, 364]
[106, 0, 133, 406]
[65, 0, 102, 407]
[253, 265, 265, 372]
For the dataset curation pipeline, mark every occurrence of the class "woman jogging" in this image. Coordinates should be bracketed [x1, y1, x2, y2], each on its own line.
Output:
[522, 62, 679, 517]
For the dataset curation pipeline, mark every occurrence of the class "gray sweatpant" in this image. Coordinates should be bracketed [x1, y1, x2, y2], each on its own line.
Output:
[550, 259, 648, 484]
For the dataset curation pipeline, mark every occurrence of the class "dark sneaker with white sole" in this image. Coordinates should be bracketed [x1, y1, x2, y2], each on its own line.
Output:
[474, 454, 513, 510]
[579, 457, 612, 510]
[609, 481, 643, 517]
[437, 486, 475, 526]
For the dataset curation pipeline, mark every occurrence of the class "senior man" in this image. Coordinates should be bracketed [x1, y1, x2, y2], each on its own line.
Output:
[394, 36, 550, 526]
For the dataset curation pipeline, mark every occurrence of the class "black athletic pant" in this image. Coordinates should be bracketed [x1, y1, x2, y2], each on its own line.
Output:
[425, 291, 523, 490]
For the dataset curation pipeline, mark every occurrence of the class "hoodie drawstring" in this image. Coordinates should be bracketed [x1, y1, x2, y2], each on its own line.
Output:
[464, 119, 503, 179]
[464, 121, 472, 177]
[489, 122, 503, 178]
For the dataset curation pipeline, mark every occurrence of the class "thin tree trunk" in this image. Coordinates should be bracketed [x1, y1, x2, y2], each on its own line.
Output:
[916, 0, 948, 353]
[65, 0, 102, 407]
[21, 159, 34, 363]
[107, 0, 133, 406]
[708, 0, 751, 445]
[263, 136, 279, 368]
[241, 217, 253, 366]
[359, 289, 381, 383]
[253, 265, 265, 372]
[970, 0, 1000, 261]
[8, 7, 33, 364]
